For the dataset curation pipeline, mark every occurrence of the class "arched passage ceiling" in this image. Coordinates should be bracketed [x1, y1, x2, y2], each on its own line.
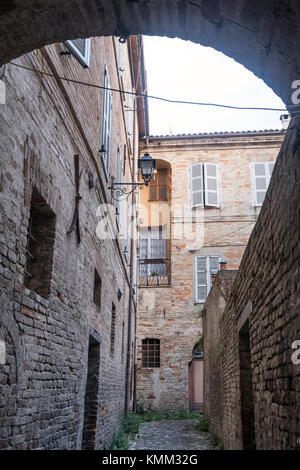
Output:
[0, 0, 299, 105]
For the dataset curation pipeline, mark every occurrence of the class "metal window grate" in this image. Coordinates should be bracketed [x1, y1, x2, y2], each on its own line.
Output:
[142, 339, 160, 368]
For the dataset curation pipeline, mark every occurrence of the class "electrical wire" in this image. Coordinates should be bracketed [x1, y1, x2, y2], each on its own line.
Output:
[9, 61, 287, 113]
[204, 221, 255, 245]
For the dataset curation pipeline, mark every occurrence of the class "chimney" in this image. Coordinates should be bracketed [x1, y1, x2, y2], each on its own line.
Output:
[220, 260, 227, 271]
[280, 114, 291, 130]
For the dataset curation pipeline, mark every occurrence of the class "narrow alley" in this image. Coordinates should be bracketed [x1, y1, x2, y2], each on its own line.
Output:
[129, 420, 214, 451]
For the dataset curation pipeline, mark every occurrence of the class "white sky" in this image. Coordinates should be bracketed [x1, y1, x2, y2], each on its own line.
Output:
[143, 36, 287, 136]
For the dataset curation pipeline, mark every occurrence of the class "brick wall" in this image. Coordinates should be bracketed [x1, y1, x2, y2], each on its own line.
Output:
[203, 270, 237, 438]
[204, 118, 300, 450]
[137, 132, 284, 412]
[0, 36, 140, 449]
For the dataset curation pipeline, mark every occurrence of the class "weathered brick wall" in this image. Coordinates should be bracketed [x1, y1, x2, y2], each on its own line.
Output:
[204, 118, 300, 450]
[137, 133, 284, 413]
[203, 270, 237, 438]
[0, 36, 139, 449]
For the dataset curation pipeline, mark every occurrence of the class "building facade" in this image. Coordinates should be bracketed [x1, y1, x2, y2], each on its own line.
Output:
[0, 35, 147, 449]
[136, 130, 285, 413]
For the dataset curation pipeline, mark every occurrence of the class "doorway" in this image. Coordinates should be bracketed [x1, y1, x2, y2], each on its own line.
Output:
[81, 333, 101, 450]
[239, 319, 256, 450]
[189, 344, 204, 413]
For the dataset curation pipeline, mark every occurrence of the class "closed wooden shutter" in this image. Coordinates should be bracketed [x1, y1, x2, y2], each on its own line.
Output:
[191, 163, 204, 208]
[158, 169, 168, 201]
[204, 163, 219, 207]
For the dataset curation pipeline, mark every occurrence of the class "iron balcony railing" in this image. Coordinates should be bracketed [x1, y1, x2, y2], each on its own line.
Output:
[139, 258, 171, 286]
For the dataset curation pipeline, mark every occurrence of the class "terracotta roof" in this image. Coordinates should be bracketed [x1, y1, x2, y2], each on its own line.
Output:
[147, 129, 285, 140]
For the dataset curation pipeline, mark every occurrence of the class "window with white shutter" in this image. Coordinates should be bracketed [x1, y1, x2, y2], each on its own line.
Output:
[191, 163, 204, 208]
[252, 162, 275, 206]
[195, 255, 220, 303]
[65, 38, 91, 68]
[190, 163, 219, 208]
[101, 68, 112, 177]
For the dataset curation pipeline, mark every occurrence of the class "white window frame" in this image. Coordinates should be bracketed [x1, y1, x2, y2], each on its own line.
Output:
[127, 93, 133, 136]
[65, 38, 91, 68]
[102, 67, 112, 178]
[251, 162, 275, 207]
[119, 41, 125, 76]
[190, 163, 220, 209]
[194, 255, 220, 303]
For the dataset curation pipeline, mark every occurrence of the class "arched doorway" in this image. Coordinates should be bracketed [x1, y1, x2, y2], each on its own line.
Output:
[189, 343, 203, 413]
[0, 1, 299, 105]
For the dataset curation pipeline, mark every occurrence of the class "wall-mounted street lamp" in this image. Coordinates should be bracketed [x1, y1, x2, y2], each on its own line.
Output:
[108, 153, 156, 200]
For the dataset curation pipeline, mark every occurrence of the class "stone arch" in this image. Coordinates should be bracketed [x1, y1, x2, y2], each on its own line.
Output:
[0, 1, 299, 105]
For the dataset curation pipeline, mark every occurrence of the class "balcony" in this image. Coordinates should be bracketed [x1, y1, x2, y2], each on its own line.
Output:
[139, 258, 171, 286]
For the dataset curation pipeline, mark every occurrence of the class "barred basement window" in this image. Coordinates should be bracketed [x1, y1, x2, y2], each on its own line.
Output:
[142, 339, 160, 368]
[110, 303, 116, 356]
[65, 38, 91, 68]
[24, 188, 56, 299]
[93, 269, 102, 309]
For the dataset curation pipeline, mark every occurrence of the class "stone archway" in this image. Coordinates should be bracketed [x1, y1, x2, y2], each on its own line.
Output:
[0, 1, 299, 105]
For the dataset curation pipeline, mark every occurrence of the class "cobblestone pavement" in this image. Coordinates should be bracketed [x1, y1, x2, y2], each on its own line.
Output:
[128, 420, 214, 450]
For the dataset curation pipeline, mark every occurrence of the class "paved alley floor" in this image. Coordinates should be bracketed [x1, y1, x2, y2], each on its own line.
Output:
[128, 420, 214, 450]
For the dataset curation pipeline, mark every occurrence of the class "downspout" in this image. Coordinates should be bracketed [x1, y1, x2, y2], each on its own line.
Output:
[124, 41, 138, 416]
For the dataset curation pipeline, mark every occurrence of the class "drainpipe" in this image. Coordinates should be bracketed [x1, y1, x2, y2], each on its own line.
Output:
[124, 45, 138, 416]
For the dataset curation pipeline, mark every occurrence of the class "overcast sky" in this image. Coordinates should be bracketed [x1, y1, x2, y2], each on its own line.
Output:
[143, 36, 287, 136]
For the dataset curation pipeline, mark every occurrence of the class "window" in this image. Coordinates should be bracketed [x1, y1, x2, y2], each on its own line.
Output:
[93, 269, 102, 309]
[142, 339, 160, 368]
[252, 162, 275, 206]
[124, 198, 130, 261]
[119, 41, 125, 76]
[110, 303, 116, 356]
[127, 93, 133, 136]
[24, 188, 56, 298]
[65, 38, 91, 68]
[139, 227, 167, 276]
[101, 68, 112, 177]
[190, 163, 219, 208]
[195, 255, 220, 303]
[149, 168, 169, 202]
